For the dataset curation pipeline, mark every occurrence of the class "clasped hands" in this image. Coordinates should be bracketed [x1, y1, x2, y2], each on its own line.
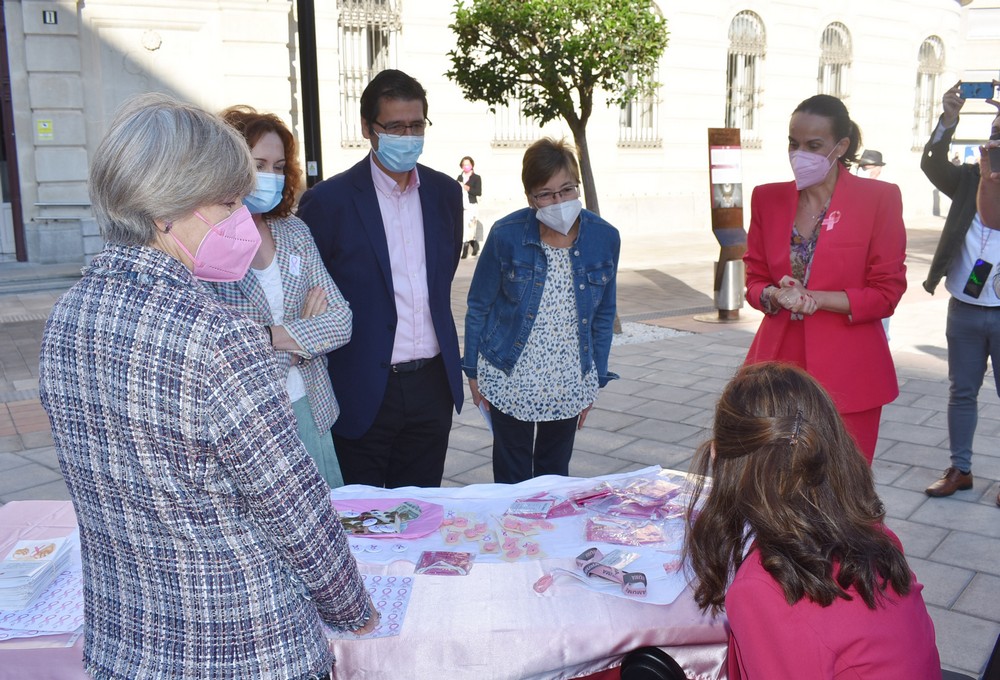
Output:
[772, 275, 817, 316]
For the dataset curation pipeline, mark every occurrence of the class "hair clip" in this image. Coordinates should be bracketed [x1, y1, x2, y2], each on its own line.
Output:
[789, 408, 804, 447]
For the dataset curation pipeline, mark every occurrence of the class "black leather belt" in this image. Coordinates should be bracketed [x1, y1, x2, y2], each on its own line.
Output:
[391, 355, 439, 373]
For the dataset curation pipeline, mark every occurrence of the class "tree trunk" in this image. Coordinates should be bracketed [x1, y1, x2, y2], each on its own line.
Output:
[568, 122, 600, 216]
[567, 119, 620, 333]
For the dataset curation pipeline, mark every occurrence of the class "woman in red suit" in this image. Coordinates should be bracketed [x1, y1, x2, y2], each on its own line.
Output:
[744, 94, 907, 463]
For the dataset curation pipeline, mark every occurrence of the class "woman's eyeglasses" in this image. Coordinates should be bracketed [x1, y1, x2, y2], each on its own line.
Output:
[532, 185, 580, 205]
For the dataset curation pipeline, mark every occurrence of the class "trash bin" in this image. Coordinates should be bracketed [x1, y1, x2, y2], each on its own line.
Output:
[715, 259, 745, 311]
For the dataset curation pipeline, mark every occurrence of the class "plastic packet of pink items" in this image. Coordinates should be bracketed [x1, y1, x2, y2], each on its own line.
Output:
[585, 517, 667, 545]
[568, 483, 614, 506]
[505, 493, 582, 520]
[506, 499, 554, 519]
[414, 551, 475, 575]
[571, 477, 684, 520]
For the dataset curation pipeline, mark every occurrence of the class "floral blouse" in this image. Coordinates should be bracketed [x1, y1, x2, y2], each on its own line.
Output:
[761, 210, 825, 314]
[790, 222, 820, 282]
[478, 242, 599, 421]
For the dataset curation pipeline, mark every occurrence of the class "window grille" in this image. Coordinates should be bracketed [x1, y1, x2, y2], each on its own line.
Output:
[492, 97, 542, 147]
[818, 22, 851, 101]
[338, 0, 401, 147]
[725, 10, 766, 148]
[619, 69, 661, 148]
[912, 36, 945, 150]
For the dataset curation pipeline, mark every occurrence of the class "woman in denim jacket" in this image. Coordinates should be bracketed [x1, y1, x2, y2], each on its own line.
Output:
[464, 138, 620, 483]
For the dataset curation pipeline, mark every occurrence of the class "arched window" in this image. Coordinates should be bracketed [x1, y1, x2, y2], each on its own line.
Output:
[726, 10, 766, 147]
[913, 36, 945, 149]
[818, 22, 851, 101]
[338, 0, 401, 147]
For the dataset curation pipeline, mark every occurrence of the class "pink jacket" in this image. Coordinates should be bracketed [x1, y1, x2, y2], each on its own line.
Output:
[726, 543, 940, 679]
[743, 169, 907, 413]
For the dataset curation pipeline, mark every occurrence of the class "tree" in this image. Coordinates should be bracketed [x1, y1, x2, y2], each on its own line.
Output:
[446, 0, 669, 214]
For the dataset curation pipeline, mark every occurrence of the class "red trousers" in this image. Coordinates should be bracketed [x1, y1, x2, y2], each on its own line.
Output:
[774, 321, 883, 465]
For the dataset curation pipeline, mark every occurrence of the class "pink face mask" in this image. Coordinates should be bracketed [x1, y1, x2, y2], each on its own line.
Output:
[788, 146, 839, 190]
[462, 165, 473, 173]
[169, 205, 261, 282]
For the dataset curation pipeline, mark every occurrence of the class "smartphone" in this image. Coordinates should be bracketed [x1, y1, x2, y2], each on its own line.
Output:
[964, 258, 993, 298]
[990, 146, 1000, 173]
[960, 82, 996, 99]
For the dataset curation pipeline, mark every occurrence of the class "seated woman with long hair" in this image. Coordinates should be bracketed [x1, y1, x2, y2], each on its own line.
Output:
[684, 363, 940, 679]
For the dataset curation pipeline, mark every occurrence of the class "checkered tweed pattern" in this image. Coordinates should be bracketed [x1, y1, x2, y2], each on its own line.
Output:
[210, 214, 352, 430]
[38, 243, 369, 679]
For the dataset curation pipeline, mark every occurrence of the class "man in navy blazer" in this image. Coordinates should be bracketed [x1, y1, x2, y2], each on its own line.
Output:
[298, 69, 463, 488]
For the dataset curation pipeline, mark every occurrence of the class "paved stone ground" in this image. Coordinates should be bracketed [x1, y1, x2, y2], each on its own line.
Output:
[0, 218, 997, 676]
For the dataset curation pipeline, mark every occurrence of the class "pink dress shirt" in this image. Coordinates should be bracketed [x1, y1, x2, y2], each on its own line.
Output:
[370, 155, 441, 364]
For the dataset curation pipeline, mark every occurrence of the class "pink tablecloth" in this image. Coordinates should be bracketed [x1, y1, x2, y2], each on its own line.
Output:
[332, 558, 727, 680]
[0, 496, 728, 680]
[0, 501, 87, 680]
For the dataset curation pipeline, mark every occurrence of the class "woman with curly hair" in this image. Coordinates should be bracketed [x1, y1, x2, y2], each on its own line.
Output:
[211, 105, 352, 487]
[684, 362, 939, 679]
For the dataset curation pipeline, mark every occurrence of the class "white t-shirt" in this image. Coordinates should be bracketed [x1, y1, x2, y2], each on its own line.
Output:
[250, 257, 307, 400]
[945, 214, 1000, 307]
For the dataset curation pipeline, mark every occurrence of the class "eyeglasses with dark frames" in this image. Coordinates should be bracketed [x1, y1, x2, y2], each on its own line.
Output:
[532, 184, 580, 205]
[372, 118, 432, 136]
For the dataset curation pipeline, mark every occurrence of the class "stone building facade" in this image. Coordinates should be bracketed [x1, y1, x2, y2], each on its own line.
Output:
[0, 0, 990, 264]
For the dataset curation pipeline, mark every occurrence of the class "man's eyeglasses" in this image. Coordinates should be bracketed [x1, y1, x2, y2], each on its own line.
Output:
[532, 185, 580, 205]
[373, 119, 432, 136]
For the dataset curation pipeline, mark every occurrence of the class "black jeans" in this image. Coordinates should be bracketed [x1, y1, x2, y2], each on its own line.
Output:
[490, 406, 578, 483]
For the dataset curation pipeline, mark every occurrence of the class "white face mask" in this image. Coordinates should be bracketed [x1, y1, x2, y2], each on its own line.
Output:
[535, 198, 583, 235]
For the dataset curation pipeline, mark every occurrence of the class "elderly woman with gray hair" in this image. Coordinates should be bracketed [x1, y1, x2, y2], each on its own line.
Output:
[38, 93, 376, 680]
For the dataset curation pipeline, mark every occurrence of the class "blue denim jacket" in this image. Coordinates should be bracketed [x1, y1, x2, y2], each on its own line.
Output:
[463, 207, 621, 387]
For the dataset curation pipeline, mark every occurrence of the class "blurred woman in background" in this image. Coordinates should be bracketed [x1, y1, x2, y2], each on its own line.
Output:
[458, 155, 483, 258]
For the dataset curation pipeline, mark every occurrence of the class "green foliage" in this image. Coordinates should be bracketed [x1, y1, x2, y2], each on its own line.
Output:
[446, 0, 669, 129]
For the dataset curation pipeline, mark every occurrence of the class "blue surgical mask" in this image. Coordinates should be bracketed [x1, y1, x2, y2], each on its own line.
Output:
[374, 132, 424, 173]
[242, 172, 285, 214]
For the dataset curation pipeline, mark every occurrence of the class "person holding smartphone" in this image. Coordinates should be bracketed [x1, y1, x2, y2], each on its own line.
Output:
[921, 80, 1000, 506]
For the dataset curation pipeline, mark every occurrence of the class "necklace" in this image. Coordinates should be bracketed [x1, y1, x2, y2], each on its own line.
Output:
[804, 197, 831, 222]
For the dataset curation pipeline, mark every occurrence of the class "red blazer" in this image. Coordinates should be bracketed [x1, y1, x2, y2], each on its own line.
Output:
[743, 169, 907, 413]
[725, 543, 940, 679]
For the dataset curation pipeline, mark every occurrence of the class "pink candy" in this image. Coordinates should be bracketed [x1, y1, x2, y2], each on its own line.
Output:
[532, 574, 553, 593]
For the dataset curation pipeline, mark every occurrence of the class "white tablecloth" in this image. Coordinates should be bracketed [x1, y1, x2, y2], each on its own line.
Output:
[0, 468, 729, 680]
[329, 467, 728, 679]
